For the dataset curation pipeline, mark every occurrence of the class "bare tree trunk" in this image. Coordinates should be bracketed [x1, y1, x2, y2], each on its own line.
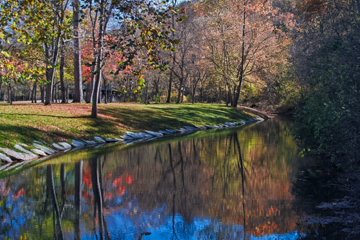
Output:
[73, 0, 84, 103]
[225, 84, 229, 106]
[40, 85, 44, 103]
[0, 75, 2, 101]
[53, 82, 56, 103]
[167, 71, 173, 103]
[8, 84, 12, 105]
[31, 83, 35, 103]
[98, 78, 102, 104]
[34, 82, 37, 103]
[233, 2, 246, 107]
[103, 73, 107, 104]
[44, 33, 62, 105]
[60, 39, 67, 103]
[181, 85, 184, 103]
[176, 80, 182, 103]
[45, 66, 55, 105]
[91, 9, 104, 118]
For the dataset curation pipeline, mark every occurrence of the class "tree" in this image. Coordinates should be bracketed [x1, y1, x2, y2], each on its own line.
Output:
[168, 2, 202, 103]
[73, 0, 84, 103]
[198, 0, 291, 107]
[293, 0, 360, 166]
[80, 0, 181, 118]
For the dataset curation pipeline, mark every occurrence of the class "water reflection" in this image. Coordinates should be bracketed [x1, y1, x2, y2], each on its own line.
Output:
[0, 118, 303, 239]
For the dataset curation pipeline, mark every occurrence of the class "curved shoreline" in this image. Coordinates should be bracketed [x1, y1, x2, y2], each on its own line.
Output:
[0, 117, 264, 172]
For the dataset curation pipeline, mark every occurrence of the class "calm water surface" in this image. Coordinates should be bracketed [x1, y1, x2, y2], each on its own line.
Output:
[0, 118, 315, 240]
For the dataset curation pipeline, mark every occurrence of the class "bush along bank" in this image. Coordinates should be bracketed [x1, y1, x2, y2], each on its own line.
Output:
[0, 117, 264, 172]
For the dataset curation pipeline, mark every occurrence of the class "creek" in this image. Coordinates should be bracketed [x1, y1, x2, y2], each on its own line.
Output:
[0, 117, 332, 239]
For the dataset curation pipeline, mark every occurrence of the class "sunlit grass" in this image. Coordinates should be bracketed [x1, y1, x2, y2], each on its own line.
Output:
[0, 102, 253, 148]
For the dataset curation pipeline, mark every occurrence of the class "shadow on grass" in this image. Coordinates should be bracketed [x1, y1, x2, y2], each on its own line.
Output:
[0, 124, 79, 145]
[0, 117, 124, 147]
[0, 104, 251, 148]
[99, 104, 250, 131]
[0, 113, 88, 119]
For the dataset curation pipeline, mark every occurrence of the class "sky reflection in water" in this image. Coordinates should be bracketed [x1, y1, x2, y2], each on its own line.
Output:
[0, 117, 305, 240]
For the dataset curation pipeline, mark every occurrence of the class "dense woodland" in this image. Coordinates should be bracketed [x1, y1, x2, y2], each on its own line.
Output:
[1, 0, 360, 237]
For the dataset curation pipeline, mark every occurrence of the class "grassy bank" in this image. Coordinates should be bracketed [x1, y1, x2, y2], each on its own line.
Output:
[0, 102, 254, 148]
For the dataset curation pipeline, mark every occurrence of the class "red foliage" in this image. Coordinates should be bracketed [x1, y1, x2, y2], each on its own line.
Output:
[113, 176, 123, 187]
[105, 192, 113, 200]
[117, 186, 126, 195]
[16, 188, 25, 198]
[125, 175, 133, 185]
[82, 165, 92, 188]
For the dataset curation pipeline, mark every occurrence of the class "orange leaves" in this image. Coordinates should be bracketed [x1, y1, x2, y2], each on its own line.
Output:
[250, 222, 280, 236]
[298, 0, 328, 21]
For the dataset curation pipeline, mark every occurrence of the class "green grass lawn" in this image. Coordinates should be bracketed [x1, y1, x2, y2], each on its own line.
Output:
[0, 102, 254, 148]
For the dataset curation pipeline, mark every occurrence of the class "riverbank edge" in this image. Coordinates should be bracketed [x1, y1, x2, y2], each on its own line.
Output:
[0, 116, 264, 174]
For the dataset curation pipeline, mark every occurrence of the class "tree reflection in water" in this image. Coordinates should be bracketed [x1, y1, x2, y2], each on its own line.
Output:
[0, 118, 308, 239]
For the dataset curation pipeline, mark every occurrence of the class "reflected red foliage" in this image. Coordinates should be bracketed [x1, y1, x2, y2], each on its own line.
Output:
[16, 189, 25, 198]
[117, 186, 126, 195]
[105, 192, 113, 200]
[112, 174, 134, 196]
[113, 177, 122, 187]
[83, 165, 92, 188]
[125, 175, 133, 185]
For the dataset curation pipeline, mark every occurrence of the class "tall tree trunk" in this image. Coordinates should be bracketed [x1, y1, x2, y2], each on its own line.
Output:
[52, 82, 56, 103]
[176, 81, 182, 103]
[181, 85, 184, 103]
[103, 73, 107, 104]
[192, 79, 196, 104]
[86, 72, 95, 103]
[0, 75, 2, 101]
[8, 84, 12, 105]
[45, 66, 55, 105]
[60, 39, 67, 103]
[40, 85, 44, 103]
[73, 0, 84, 103]
[44, 29, 62, 105]
[167, 71, 173, 103]
[233, 2, 246, 107]
[91, 8, 105, 118]
[98, 79, 102, 104]
[225, 84, 229, 106]
[31, 83, 35, 103]
[34, 82, 37, 103]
